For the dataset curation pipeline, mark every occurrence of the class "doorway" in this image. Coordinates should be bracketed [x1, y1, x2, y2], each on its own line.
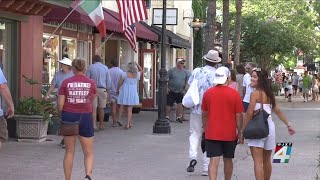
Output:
[141, 49, 156, 108]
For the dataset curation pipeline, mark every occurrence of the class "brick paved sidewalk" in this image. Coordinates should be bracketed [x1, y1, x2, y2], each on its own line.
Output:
[0, 104, 319, 180]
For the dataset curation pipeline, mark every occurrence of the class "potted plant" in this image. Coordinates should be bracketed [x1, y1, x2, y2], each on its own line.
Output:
[15, 75, 54, 142]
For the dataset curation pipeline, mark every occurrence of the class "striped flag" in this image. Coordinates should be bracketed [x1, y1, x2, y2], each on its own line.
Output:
[116, 0, 148, 52]
[72, 0, 106, 38]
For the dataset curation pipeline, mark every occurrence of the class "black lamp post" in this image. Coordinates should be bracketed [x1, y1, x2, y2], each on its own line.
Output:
[153, 0, 171, 134]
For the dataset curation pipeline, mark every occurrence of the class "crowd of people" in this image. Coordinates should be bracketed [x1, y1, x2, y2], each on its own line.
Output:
[274, 70, 320, 102]
[184, 49, 296, 180]
[0, 49, 301, 180]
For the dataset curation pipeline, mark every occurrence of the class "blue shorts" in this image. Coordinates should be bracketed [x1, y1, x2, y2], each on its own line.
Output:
[61, 111, 94, 138]
[243, 102, 249, 112]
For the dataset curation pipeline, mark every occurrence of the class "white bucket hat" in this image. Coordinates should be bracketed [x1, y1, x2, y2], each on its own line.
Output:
[203, 50, 222, 63]
[213, 66, 230, 85]
[58, 57, 72, 66]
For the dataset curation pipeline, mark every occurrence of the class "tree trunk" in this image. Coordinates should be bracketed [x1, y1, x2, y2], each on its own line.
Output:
[222, 0, 230, 65]
[204, 0, 216, 53]
[234, 0, 242, 67]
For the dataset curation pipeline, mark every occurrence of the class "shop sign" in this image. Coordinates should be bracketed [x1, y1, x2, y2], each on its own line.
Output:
[152, 8, 178, 25]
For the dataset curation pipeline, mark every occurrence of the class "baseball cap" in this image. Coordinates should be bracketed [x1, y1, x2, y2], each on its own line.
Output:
[213, 66, 230, 85]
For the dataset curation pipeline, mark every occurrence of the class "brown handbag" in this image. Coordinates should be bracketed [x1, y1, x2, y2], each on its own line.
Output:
[59, 114, 82, 136]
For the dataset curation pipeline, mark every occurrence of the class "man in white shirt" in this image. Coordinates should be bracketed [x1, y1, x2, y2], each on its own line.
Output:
[186, 49, 221, 176]
[242, 63, 256, 112]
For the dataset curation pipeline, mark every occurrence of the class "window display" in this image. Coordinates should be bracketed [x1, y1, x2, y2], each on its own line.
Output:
[62, 37, 76, 60]
[42, 34, 59, 84]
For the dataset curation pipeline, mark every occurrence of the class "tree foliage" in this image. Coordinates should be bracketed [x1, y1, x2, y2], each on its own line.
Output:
[239, 0, 320, 69]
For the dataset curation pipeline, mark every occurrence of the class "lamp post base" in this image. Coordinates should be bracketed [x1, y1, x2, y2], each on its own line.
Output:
[153, 118, 171, 134]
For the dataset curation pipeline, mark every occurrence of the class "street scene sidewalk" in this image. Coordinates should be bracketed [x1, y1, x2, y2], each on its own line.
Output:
[0, 96, 319, 180]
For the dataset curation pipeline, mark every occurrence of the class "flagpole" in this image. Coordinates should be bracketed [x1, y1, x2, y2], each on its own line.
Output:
[95, 32, 115, 53]
[43, 0, 85, 47]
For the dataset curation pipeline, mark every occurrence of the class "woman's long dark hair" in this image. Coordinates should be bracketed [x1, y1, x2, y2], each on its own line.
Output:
[254, 69, 276, 108]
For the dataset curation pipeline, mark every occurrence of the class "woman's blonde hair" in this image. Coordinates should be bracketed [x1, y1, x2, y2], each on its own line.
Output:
[72, 58, 86, 72]
[126, 62, 137, 74]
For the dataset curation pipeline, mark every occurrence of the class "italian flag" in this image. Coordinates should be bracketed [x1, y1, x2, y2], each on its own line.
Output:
[78, 0, 106, 38]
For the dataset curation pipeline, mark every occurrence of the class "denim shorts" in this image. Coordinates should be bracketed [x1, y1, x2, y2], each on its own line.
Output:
[61, 111, 94, 138]
[243, 102, 249, 112]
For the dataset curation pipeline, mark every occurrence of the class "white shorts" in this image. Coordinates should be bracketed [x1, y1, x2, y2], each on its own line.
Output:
[247, 118, 276, 150]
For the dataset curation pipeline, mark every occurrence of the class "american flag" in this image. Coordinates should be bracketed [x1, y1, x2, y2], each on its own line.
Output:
[116, 0, 148, 52]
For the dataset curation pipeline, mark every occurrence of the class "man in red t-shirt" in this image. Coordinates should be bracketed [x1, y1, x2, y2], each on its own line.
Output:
[201, 66, 244, 180]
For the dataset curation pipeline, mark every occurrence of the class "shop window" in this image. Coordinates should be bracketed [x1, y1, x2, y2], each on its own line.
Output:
[62, 22, 77, 31]
[42, 34, 59, 84]
[77, 40, 89, 63]
[78, 24, 88, 32]
[0, 19, 19, 107]
[44, 21, 60, 27]
[62, 37, 76, 60]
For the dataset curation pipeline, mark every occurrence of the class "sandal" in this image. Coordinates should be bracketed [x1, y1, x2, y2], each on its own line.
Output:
[117, 121, 123, 126]
[84, 175, 92, 180]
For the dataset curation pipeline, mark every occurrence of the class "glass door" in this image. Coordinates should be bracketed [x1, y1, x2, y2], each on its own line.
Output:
[0, 18, 19, 106]
[141, 49, 156, 108]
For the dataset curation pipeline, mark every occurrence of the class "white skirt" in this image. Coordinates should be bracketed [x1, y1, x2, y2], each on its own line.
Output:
[247, 118, 276, 150]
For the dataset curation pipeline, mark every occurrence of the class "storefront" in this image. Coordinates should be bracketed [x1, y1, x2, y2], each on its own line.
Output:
[0, 0, 66, 103]
[43, 7, 95, 85]
[0, 17, 19, 103]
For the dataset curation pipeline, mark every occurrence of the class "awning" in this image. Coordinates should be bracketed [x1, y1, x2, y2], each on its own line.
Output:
[44, 7, 94, 26]
[44, 7, 159, 42]
[140, 22, 191, 49]
[104, 9, 158, 42]
[0, 0, 53, 16]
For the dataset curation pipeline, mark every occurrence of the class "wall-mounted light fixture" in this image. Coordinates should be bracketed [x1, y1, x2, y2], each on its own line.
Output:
[189, 18, 206, 31]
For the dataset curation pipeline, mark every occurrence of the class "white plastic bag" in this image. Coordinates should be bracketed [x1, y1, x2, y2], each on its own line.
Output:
[182, 79, 199, 108]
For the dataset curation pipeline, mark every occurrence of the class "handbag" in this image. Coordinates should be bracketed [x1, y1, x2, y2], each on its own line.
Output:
[243, 92, 270, 139]
[182, 79, 199, 108]
[59, 114, 82, 136]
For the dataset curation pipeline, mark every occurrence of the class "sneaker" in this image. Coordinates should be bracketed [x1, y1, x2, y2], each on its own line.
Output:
[59, 139, 64, 146]
[201, 171, 208, 176]
[176, 117, 183, 123]
[84, 175, 92, 180]
[166, 116, 170, 121]
[186, 159, 197, 172]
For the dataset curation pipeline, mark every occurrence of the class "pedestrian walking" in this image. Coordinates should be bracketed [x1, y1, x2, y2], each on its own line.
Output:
[117, 61, 142, 129]
[57, 58, 97, 180]
[236, 65, 245, 99]
[242, 68, 295, 180]
[311, 74, 319, 101]
[166, 57, 189, 123]
[302, 71, 312, 102]
[283, 76, 289, 100]
[44, 57, 73, 147]
[202, 66, 244, 180]
[86, 55, 112, 131]
[108, 59, 124, 127]
[0, 68, 14, 150]
[243, 63, 256, 111]
[291, 72, 299, 96]
[186, 49, 221, 176]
